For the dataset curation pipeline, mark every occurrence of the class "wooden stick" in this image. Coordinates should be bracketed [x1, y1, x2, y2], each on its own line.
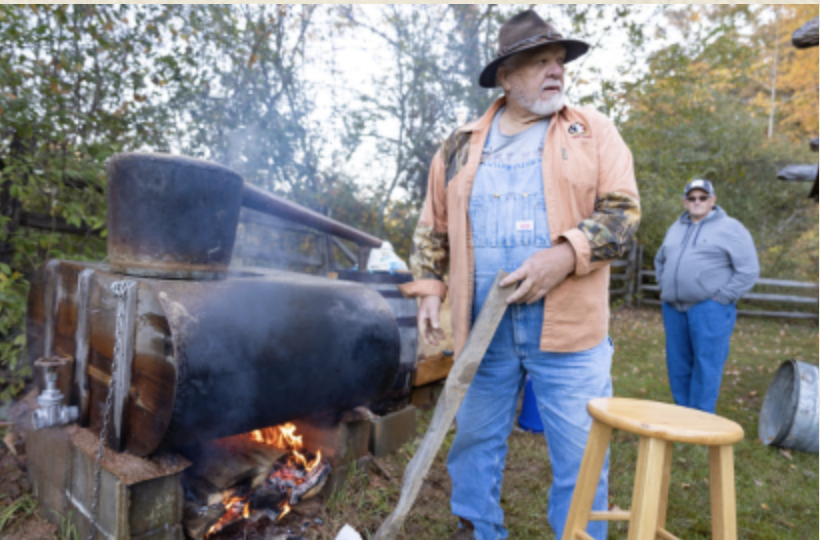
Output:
[374, 271, 513, 540]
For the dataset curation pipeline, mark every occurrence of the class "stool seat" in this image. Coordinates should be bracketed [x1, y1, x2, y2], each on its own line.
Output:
[564, 398, 744, 540]
[588, 398, 744, 446]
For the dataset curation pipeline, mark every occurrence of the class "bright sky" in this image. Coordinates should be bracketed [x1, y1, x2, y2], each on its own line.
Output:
[296, 4, 680, 198]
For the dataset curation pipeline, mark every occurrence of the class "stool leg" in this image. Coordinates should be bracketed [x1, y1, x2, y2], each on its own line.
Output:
[627, 437, 667, 540]
[655, 441, 674, 533]
[562, 419, 612, 540]
[709, 445, 737, 540]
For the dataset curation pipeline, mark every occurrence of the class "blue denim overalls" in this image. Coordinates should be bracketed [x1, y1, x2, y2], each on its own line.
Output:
[447, 110, 612, 540]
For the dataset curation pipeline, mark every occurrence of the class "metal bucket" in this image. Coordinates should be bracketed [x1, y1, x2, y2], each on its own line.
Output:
[758, 360, 819, 453]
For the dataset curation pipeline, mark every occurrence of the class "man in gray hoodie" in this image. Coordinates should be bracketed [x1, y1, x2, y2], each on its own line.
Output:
[654, 179, 759, 413]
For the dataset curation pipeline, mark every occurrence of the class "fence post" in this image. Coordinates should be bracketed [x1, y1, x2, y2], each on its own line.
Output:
[635, 244, 643, 309]
[625, 238, 637, 307]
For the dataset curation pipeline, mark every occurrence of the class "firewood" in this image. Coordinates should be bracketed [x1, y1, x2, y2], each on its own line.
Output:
[374, 271, 513, 540]
[189, 438, 287, 490]
[183, 500, 224, 540]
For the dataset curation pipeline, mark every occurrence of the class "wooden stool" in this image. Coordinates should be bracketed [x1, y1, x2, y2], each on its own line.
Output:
[562, 398, 744, 540]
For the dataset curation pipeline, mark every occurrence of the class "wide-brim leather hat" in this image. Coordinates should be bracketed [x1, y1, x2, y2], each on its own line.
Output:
[479, 10, 590, 89]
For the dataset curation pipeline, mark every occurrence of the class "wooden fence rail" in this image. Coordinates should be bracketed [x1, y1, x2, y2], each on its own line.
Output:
[634, 246, 818, 320]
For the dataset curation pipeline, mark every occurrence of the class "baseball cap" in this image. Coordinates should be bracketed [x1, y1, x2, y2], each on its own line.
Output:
[683, 179, 715, 197]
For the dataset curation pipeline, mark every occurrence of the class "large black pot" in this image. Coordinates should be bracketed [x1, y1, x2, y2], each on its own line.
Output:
[106, 153, 381, 280]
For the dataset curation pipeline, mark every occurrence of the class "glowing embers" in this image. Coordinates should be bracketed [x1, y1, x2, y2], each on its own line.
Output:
[202, 423, 330, 538]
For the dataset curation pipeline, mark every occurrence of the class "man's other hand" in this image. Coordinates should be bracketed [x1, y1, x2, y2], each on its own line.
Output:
[500, 243, 577, 304]
[418, 295, 446, 346]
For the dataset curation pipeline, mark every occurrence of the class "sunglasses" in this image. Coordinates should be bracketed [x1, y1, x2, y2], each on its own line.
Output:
[686, 195, 710, 202]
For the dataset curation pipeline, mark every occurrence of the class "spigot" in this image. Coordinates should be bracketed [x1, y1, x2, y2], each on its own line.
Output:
[32, 367, 78, 430]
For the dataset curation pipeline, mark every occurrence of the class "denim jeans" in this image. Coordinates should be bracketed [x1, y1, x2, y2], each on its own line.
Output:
[447, 271, 613, 540]
[662, 299, 737, 413]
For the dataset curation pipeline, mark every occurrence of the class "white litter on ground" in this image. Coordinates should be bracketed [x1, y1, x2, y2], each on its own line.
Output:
[334, 524, 363, 540]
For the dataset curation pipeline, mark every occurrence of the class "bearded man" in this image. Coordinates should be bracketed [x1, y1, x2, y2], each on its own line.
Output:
[398, 10, 640, 540]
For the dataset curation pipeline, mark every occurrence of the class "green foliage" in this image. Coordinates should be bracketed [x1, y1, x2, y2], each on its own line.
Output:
[0, 494, 37, 534]
[55, 510, 79, 540]
[0, 5, 184, 394]
[620, 6, 818, 279]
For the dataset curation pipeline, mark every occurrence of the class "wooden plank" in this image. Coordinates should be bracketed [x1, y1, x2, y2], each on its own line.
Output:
[741, 292, 817, 304]
[737, 310, 818, 320]
[373, 271, 513, 540]
[709, 445, 738, 540]
[755, 278, 818, 289]
[413, 353, 454, 387]
[562, 420, 613, 540]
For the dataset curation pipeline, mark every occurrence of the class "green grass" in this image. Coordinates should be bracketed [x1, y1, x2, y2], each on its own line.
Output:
[0, 493, 37, 535]
[314, 309, 819, 540]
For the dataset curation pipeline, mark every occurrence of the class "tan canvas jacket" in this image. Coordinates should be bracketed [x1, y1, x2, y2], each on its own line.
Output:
[399, 98, 641, 356]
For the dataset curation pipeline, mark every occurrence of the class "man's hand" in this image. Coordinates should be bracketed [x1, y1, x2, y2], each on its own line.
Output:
[417, 295, 446, 346]
[500, 243, 577, 304]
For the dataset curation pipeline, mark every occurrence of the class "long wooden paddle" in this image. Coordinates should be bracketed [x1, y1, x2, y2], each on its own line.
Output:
[374, 270, 513, 540]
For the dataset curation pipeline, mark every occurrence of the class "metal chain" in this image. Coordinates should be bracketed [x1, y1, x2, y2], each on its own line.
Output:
[88, 280, 135, 540]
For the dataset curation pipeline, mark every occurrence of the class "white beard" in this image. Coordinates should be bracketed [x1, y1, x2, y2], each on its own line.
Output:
[510, 84, 565, 117]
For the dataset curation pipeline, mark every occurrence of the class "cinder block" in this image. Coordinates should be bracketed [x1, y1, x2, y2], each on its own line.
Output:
[132, 524, 185, 540]
[323, 456, 372, 495]
[26, 425, 189, 540]
[411, 381, 445, 410]
[369, 406, 417, 458]
[127, 474, 186, 536]
[292, 412, 372, 468]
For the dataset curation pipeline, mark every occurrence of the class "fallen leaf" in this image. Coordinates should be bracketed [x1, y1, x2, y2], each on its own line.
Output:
[681, 483, 691, 489]
[780, 448, 793, 460]
[748, 390, 757, 398]
[761, 503, 770, 511]
[754, 479, 764, 487]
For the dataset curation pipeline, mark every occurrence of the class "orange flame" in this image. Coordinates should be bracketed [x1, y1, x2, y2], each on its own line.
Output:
[205, 423, 325, 537]
[250, 422, 303, 450]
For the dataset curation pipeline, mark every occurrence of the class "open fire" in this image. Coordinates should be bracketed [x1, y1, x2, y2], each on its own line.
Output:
[204, 423, 331, 538]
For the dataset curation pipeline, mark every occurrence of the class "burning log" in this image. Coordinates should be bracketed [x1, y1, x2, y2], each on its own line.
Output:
[183, 422, 332, 539]
[184, 501, 225, 540]
[187, 438, 288, 491]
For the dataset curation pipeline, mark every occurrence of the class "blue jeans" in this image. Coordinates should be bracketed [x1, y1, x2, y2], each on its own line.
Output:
[662, 300, 737, 413]
[448, 280, 612, 540]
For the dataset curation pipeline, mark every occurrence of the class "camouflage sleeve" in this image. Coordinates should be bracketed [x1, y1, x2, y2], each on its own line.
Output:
[408, 225, 450, 282]
[578, 192, 641, 262]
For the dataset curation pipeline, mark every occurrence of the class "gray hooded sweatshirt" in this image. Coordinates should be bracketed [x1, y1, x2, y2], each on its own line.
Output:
[654, 206, 759, 312]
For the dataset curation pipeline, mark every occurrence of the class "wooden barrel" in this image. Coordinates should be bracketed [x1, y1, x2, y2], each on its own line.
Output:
[338, 271, 418, 414]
